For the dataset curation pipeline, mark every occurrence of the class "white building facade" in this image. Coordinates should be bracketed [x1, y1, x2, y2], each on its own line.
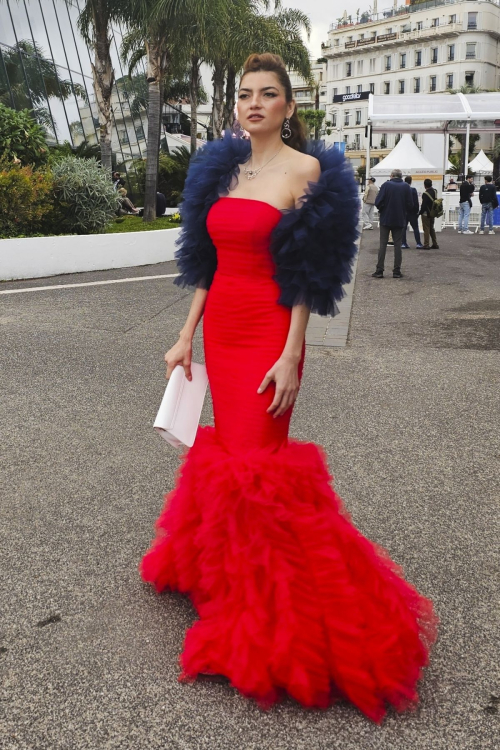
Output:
[322, 0, 500, 168]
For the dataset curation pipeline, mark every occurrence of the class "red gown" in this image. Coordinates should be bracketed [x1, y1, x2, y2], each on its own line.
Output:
[140, 197, 438, 722]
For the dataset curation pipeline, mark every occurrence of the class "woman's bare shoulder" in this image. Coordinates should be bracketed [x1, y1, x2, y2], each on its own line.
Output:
[287, 151, 321, 203]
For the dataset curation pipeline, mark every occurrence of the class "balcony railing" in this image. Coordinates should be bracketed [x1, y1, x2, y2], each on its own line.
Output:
[328, 1, 498, 34]
[322, 20, 465, 53]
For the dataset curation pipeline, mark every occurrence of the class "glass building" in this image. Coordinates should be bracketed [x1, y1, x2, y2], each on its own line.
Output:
[0, 0, 149, 169]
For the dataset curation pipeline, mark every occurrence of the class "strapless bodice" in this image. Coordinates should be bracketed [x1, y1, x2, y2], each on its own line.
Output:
[206, 197, 282, 280]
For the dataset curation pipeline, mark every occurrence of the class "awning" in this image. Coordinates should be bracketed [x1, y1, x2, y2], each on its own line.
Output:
[368, 93, 500, 134]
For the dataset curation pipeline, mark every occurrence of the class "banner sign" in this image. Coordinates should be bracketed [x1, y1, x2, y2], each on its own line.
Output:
[333, 91, 370, 104]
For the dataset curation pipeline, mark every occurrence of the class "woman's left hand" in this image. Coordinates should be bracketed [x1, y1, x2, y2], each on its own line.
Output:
[257, 355, 300, 418]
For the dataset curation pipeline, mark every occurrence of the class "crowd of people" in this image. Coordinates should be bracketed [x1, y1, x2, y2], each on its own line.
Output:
[362, 170, 499, 279]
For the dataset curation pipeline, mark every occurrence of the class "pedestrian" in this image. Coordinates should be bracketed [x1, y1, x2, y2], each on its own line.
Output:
[156, 191, 167, 217]
[372, 168, 413, 278]
[457, 176, 474, 234]
[447, 178, 457, 191]
[362, 176, 378, 229]
[140, 52, 437, 721]
[478, 175, 498, 235]
[112, 171, 124, 190]
[401, 175, 423, 248]
[419, 178, 439, 249]
[117, 186, 139, 214]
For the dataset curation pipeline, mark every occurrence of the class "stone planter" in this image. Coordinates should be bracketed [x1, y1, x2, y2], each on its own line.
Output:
[0, 227, 181, 281]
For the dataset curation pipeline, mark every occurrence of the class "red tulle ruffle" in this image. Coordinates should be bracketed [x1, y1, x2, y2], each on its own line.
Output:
[140, 426, 438, 723]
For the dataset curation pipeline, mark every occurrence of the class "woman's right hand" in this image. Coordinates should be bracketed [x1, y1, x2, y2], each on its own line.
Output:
[164, 336, 193, 381]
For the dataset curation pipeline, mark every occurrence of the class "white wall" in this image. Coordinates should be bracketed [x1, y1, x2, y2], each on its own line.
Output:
[0, 227, 180, 281]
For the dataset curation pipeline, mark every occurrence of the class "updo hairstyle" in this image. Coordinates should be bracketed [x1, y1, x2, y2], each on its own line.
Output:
[241, 53, 307, 152]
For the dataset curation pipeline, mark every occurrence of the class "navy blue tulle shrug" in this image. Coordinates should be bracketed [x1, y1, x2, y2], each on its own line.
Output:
[173, 131, 360, 317]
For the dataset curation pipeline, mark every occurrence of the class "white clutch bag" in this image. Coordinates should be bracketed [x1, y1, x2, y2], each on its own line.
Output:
[154, 362, 208, 448]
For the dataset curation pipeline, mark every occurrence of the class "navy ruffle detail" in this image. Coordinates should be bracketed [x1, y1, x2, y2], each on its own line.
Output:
[173, 133, 359, 316]
[173, 132, 250, 291]
[270, 142, 360, 316]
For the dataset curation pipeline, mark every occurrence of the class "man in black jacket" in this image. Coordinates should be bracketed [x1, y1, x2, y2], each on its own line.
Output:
[479, 176, 498, 234]
[458, 176, 474, 234]
[401, 175, 423, 248]
[372, 169, 413, 279]
[419, 178, 439, 249]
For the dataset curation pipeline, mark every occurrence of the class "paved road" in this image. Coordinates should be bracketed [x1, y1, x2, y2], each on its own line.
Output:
[1, 229, 499, 749]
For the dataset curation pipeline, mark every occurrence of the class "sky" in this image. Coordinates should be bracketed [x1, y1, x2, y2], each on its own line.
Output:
[281, 0, 374, 58]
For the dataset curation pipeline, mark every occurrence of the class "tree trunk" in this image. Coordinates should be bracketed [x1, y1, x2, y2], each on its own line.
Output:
[223, 64, 236, 131]
[143, 41, 162, 223]
[212, 59, 226, 140]
[91, 7, 114, 172]
[189, 55, 200, 154]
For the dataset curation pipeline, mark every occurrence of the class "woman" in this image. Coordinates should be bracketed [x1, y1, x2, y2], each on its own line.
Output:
[140, 53, 437, 723]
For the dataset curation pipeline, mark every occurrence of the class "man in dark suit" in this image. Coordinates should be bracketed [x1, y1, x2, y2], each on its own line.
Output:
[372, 169, 413, 279]
[401, 175, 423, 249]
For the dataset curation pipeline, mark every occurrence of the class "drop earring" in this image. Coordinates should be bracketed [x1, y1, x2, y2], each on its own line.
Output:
[282, 118, 292, 139]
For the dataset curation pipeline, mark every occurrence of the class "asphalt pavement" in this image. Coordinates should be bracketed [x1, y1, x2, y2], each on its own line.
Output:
[1, 228, 499, 749]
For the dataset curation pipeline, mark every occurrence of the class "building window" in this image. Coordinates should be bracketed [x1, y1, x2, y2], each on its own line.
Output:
[447, 74, 454, 90]
[355, 133, 361, 150]
[448, 44, 455, 62]
[357, 60, 363, 74]
[415, 50, 422, 66]
[386, 28, 392, 34]
[450, 14, 456, 24]
[331, 112, 337, 126]
[344, 110, 350, 126]
[136, 125, 145, 140]
[369, 82, 375, 94]
[369, 58, 376, 73]
[384, 81, 390, 95]
[400, 53, 406, 69]
[416, 21, 423, 31]
[344, 134, 348, 144]
[119, 129, 129, 144]
[431, 18, 439, 28]
[414, 77, 421, 94]
[355, 110, 362, 125]
[466, 43, 476, 60]
[430, 76, 437, 92]
[465, 71, 475, 87]
[468, 12, 477, 30]
[346, 62, 352, 77]
[399, 80, 405, 94]
[357, 84, 362, 93]
[333, 88, 338, 98]
[385, 55, 392, 71]
[431, 48, 438, 64]
[347, 36, 353, 43]
[334, 39, 339, 47]
[345, 86, 351, 94]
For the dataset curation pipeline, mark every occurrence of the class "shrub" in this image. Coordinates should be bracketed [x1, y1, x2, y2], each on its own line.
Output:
[0, 162, 55, 238]
[130, 146, 191, 207]
[52, 156, 120, 234]
[0, 104, 49, 168]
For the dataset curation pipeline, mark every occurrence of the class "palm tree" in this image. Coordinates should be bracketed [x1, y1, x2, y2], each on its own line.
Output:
[123, 0, 231, 221]
[207, 2, 312, 138]
[0, 40, 86, 139]
[78, 1, 122, 171]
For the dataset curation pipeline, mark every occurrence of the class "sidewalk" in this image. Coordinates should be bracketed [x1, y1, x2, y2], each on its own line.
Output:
[1, 228, 499, 749]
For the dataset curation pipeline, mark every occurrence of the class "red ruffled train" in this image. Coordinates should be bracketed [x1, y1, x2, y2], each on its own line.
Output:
[140, 426, 438, 723]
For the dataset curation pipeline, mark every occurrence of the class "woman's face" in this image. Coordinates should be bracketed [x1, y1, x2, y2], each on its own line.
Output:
[237, 71, 294, 137]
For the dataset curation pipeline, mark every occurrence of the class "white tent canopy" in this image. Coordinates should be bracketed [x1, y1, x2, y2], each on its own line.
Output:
[468, 149, 494, 174]
[369, 134, 439, 175]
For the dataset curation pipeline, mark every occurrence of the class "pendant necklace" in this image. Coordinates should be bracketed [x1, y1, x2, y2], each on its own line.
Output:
[243, 144, 284, 180]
